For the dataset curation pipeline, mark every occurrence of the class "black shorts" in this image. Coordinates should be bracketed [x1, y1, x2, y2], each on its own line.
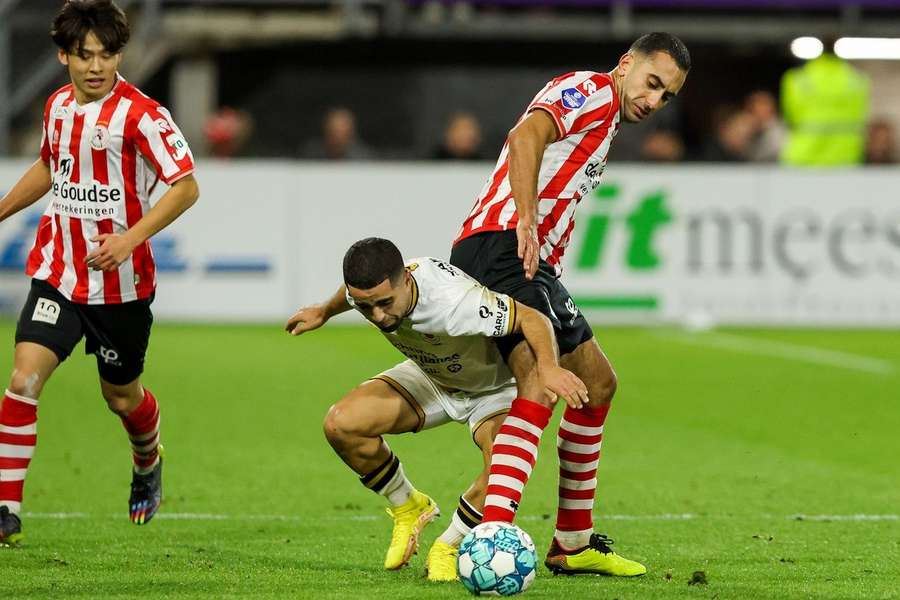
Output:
[14, 279, 154, 385]
[450, 230, 593, 358]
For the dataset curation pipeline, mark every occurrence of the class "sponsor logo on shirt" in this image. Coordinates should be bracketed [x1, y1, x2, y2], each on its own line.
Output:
[51, 154, 124, 220]
[389, 339, 461, 368]
[565, 297, 580, 326]
[561, 88, 586, 109]
[166, 132, 189, 161]
[154, 117, 189, 160]
[57, 156, 73, 179]
[583, 160, 606, 194]
[430, 258, 458, 276]
[492, 297, 509, 336]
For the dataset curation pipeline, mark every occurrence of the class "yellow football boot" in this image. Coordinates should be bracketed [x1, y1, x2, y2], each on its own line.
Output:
[545, 533, 647, 576]
[384, 490, 440, 570]
[425, 539, 459, 582]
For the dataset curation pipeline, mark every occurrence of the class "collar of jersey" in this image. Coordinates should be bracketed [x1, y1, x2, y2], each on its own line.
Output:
[403, 268, 419, 318]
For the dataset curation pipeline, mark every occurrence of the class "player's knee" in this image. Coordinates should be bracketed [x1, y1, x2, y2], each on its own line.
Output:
[102, 388, 141, 416]
[508, 343, 538, 380]
[589, 370, 617, 406]
[8, 369, 44, 399]
[323, 402, 356, 446]
[516, 371, 551, 406]
[605, 369, 618, 402]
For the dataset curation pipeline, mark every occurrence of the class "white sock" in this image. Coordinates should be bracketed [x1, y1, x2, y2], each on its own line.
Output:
[0, 501, 22, 516]
[382, 463, 414, 506]
[554, 528, 592, 550]
[360, 452, 414, 506]
[438, 496, 482, 546]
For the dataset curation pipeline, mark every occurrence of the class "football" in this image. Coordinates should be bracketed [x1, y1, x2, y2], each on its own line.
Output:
[457, 522, 537, 596]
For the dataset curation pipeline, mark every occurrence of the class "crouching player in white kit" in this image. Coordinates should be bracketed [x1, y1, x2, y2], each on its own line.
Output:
[286, 237, 588, 580]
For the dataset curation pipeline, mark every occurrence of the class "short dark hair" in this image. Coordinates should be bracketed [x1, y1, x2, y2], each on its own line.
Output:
[343, 238, 405, 290]
[631, 32, 691, 72]
[51, 0, 130, 54]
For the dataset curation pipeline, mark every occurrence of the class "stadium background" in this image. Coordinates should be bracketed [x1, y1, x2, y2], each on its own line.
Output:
[1, 1, 898, 598]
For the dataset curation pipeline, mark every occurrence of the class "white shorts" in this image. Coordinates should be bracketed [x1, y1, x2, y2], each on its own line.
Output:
[372, 360, 515, 435]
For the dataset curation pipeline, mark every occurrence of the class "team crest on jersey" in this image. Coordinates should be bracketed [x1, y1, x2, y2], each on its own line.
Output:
[561, 88, 586, 109]
[90, 125, 110, 150]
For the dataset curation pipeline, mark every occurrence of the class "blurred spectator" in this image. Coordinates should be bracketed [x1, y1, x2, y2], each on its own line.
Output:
[701, 106, 755, 162]
[780, 37, 870, 166]
[205, 107, 254, 159]
[865, 119, 898, 164]
[744, 90, 786, 162]
[300, 107, 373, 160]
[432, 112, 484, 160]
[640, 130, 685, 162]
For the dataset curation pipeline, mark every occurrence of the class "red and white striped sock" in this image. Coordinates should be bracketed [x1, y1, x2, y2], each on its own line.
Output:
[0, 390, 39, 515]
[482, 398, 552, 523]
[555, 402, 610, 549]
[121, 388, 161, 474]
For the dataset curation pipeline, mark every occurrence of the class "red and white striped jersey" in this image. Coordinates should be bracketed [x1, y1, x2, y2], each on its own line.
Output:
[455, 71, 621, 275]
[27, 76, 194, 304]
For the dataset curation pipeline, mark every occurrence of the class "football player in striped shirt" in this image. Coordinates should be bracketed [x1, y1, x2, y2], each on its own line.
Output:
[286, 238, 588, 581]
[0, 0, 199, 544]
[451, 33, 690, 576]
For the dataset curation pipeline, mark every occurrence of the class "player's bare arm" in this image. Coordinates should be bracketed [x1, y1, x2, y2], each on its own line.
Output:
[85, 174, 199, 272]
[507, 110, 558, 281]
[0, 159, 52, 224]
[286, 285, 353, 335]
[513, 301, 589, 408]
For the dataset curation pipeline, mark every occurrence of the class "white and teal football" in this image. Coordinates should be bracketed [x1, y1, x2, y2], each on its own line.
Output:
[457, 522, 537, 596]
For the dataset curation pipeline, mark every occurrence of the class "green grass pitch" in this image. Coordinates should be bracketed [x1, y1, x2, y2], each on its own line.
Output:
[1, 320, 898, 599]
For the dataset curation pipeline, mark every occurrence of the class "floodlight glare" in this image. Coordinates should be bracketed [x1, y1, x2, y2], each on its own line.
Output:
[791, 37, 824, 60]
[835, 37, 900, 60]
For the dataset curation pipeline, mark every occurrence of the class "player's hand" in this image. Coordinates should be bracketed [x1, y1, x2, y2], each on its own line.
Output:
[285, 305, 328, 336]
[516, 220, 539, 281]
[539, 364, 589, 409]
[85, 234, 136, 271]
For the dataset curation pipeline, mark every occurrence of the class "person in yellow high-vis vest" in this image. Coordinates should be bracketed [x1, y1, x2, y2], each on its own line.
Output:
[780, 39, 870, 166]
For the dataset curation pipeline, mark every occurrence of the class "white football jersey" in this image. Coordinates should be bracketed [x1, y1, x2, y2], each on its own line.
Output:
[374, 258, 517, 393]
